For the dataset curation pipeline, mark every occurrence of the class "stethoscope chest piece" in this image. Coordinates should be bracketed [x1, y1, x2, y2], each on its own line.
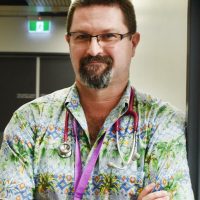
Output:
[58, 141, 71, 158]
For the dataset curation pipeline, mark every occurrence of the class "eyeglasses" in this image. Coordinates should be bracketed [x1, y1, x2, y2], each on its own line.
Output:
[67, 32, 133, 48]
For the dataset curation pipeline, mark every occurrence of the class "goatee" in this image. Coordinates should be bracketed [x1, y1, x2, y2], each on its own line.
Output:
[79, 55, 113, 89]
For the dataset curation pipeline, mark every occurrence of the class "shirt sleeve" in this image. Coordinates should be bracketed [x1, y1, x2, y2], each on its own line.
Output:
[143, 108, 194, 200]
[0, 110, 35, 200]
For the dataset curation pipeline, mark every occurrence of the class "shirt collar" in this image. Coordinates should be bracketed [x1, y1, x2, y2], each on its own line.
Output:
[64, 81, 132, 110]
[65, 83, 80, 106]
[117, 81, 132, 111]
[64, 81, 133, 143]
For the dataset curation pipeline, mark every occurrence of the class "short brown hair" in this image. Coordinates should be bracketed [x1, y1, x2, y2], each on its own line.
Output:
[66, 0, 137, 33]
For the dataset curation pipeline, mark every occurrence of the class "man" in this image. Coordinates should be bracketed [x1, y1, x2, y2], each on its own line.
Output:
[0, 0, 194, 199]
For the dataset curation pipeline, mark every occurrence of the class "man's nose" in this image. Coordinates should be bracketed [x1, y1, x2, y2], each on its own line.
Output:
[86, 37, 104, 56]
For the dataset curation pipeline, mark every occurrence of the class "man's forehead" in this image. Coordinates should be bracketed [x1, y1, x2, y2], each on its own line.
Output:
[70, 5, 127, 32]
[73, 4, 121, 16]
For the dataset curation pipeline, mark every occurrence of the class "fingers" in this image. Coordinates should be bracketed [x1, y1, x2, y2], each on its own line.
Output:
[142, 191, 169, 200]
[138, 183, 170, 200]
[154, 197, 170, 200]
[138, 183, 156, 199]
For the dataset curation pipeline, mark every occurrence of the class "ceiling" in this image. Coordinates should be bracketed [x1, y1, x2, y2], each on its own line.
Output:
[0, 0, 71, 16]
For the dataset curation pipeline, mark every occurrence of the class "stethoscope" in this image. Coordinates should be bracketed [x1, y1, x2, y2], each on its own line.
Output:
[58, 87, 139, 169]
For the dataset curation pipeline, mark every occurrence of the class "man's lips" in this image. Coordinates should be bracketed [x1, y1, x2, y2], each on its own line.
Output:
[87, 61, 105, 64]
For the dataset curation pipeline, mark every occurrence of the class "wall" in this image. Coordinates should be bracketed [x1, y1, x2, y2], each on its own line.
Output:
[132, 0, 188, 111]
[0, 17, 69, 53]
[0, 0, 188, 111]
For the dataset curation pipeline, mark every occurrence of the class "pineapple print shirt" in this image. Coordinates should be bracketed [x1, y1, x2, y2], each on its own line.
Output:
[0, 83, 194, 200]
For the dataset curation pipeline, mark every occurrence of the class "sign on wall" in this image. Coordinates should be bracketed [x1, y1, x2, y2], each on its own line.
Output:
[28, 20, 51, 33]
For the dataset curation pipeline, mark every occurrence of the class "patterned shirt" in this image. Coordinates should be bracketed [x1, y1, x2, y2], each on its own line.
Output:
[0, 83, 194, 200]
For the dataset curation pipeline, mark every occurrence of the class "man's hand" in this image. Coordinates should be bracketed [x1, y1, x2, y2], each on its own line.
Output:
[138, 183, 170, 200]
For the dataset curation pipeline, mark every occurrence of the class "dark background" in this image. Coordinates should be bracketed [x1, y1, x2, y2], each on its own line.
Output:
[0, 54, 74, 146]
[186, 0, 200, 199]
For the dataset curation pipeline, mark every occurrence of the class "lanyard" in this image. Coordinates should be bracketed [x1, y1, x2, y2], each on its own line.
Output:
[73, 118, 105, 199]
[60, 88, 138, 199]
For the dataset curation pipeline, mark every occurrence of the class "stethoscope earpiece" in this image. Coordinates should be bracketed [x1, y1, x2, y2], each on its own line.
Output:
[132, 152, 140, 160]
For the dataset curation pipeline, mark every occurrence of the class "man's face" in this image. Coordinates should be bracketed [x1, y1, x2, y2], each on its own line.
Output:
[67, 5, 140, 89]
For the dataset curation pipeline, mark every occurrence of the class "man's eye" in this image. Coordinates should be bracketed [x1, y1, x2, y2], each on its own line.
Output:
[100, 33, 117, 40]
[75, 34, 90, 40]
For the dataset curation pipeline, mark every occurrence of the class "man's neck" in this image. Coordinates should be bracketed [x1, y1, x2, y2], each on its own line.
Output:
[76, 80, 128, 104]
[75, 80, 128, 145]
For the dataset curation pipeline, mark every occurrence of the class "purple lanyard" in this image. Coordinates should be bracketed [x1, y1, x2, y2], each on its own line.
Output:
[72, 118, 105, 199]
[62, 88, 137, 199]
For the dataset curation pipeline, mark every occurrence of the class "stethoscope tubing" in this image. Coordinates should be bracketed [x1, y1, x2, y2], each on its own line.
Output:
[108, 88, 139, 168]
[58, 87, 140, 199]
[59, 87, 139, 167]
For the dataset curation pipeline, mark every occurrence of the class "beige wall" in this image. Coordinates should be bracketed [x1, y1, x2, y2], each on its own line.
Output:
[131, 0, 188, 112]
[0, 0, 188, 111]
[0, 17, 68, 53]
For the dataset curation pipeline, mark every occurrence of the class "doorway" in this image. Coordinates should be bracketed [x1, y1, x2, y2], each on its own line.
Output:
[0, 53, 74, 146]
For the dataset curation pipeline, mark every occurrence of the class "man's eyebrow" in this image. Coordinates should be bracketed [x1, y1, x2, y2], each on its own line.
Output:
[69, 29, 119, 34]
[100, 29, 119, 33]
[69, 30, 88, 33]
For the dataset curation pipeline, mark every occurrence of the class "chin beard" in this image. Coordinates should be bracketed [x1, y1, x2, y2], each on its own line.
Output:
[79, 55, 113, 89]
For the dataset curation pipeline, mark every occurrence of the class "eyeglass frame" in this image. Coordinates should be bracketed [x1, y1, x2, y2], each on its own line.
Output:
[66, 32, 134, 47]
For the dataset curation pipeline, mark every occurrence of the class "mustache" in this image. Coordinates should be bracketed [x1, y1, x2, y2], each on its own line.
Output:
[80, 55, 113, 66]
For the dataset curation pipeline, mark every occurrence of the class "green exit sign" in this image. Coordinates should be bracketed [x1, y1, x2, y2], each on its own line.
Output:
[28, 20, 51, 33]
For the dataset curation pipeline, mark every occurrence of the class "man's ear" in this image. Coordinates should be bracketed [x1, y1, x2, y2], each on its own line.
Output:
[131, 32, 140, 57]
[65, 34, 70, 43]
